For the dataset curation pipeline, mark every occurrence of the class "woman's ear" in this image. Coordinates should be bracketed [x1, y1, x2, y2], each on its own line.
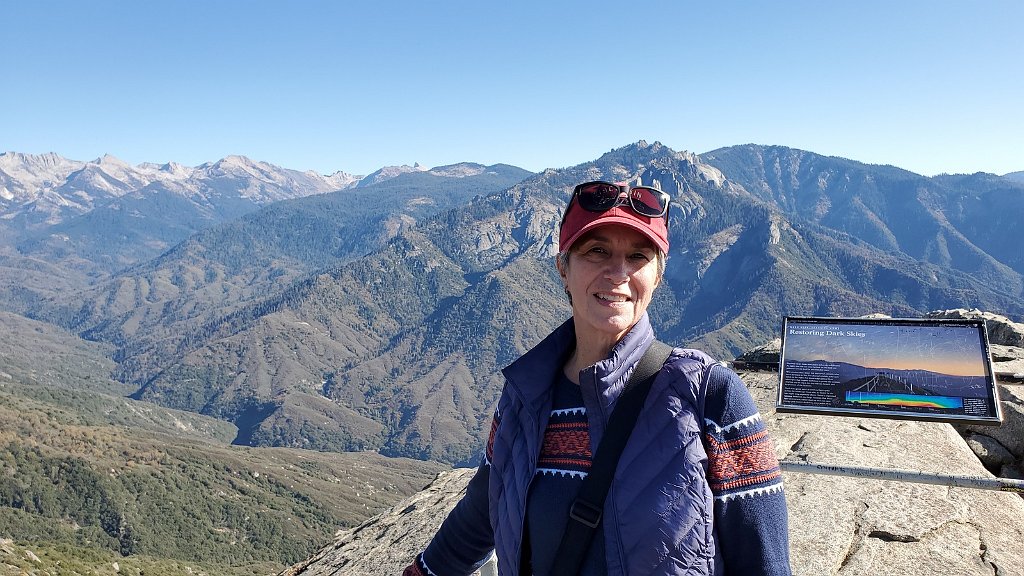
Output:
[555, 253, 567, 282]
[556, 254, 573, 305]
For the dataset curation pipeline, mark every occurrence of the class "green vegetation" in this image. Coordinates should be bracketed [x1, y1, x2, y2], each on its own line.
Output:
[0, 384, 444, 575]
[0, 536, 278, 576]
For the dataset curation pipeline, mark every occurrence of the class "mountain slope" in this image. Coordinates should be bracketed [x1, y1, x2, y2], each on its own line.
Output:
[700, 144, 1024, 284]
[123, 141, 1024, 465]
[37, 164, 532, 389]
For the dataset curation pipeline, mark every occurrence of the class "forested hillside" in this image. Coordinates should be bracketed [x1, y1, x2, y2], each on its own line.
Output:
[0, 312, 444, 575]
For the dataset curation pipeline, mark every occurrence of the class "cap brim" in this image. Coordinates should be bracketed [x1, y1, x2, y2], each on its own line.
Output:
[559, 205, 669, 253]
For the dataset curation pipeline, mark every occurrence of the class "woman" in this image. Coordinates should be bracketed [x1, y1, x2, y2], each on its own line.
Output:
[404, 181, 791, 575]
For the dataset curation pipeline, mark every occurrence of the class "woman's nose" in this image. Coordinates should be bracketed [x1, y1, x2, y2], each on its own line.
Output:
[604, 256, 629, 281]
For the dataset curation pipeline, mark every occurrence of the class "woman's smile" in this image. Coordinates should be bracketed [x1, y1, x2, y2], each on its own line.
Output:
[595, 291, 630, 304]
[558, 225, 661, 358]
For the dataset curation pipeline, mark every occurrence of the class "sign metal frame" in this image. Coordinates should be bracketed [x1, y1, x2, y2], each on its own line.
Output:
[776, 316, 1002, 425]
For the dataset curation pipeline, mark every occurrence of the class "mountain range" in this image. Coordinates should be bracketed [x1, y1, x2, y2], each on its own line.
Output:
[2, 142, 1022, 468]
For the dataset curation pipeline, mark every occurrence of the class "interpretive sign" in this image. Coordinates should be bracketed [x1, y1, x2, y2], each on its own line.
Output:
[776, 317, 1002, 425]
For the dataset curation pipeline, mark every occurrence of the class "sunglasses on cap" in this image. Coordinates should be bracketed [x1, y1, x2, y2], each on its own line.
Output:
[562, 181, 671, 224]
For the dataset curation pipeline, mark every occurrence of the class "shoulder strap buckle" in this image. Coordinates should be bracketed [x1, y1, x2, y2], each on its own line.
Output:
[568, 498, 603, 529]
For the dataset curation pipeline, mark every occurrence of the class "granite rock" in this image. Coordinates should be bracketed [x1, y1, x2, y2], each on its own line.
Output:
[755, 366, 1024, 575]
[926, 308, 1024, 348]
[966, 433, 1016, 471]
[279, 468, 496, 576]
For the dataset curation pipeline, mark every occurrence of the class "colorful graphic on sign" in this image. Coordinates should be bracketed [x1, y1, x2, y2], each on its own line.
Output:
[776, 317, 1001, 425]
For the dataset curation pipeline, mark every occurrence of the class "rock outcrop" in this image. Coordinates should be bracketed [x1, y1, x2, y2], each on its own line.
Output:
[927, 308, 1024, 350]
[762, 368, 1024, 575]
[925, 309, 1024, 481]
[283, 309, 1024, 576]
[280, 467, 496, 576]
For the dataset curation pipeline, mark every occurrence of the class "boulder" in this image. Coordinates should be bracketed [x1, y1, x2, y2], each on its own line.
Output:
[958, 383, 1024, 461]
[733, 337, 781, 370]
[1002, 464, 1023, 481]
[966, 433, 1016, 471]
[926, 308, 1024, 348]
[989, 344, 1024, 381]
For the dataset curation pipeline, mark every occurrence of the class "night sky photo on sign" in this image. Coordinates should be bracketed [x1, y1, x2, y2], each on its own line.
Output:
[777, 317, 1001, 424]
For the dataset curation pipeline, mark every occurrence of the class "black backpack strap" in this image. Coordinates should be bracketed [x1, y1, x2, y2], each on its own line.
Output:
[549, 340, 673, 575]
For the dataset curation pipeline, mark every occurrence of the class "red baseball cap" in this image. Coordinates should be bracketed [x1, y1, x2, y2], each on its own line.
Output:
[559, 200, 669, 253]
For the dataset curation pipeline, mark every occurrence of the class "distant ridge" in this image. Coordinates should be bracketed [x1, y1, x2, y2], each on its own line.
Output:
[0, 152, 365, 279]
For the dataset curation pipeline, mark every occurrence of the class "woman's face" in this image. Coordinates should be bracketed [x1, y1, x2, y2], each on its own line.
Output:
[557, 225, 661, 352]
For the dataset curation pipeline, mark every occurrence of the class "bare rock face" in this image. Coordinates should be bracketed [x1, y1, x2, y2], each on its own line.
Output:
[989, 344, 1024, 381]
[279, 468, 495, 576]
[966, 433, 1016, 470]
[282, 367, 1024, 576]
[924, 309, 1024, 482]
[733, 337, 781, 370]
[957, 382, 1024, 477]
[747, 370, 1024, 576]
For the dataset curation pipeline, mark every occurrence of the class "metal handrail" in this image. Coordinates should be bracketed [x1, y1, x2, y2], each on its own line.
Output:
[779, 459, 1024, 494]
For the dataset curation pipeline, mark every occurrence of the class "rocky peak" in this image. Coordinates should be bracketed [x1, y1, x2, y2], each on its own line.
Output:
[594, 140, 674, 170]
[157, 161, 192, 179]
[207, 155, 266, 177]
[356, 163, 429, 187]
[0, 151, 72, 170]
[0, 151, 84, 194]
[310, 169, 361, 190]
[91, 153, 130, 168]
[427, 162, 487, 178]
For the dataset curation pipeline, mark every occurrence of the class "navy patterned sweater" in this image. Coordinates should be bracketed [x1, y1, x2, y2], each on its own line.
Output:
[407, 365, 789, 575]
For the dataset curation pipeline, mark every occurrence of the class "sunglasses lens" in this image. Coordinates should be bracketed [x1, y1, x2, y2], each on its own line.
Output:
[629, 187, 668, 217]
[569, 182, 668, 221]
[575, 182, 620, 211]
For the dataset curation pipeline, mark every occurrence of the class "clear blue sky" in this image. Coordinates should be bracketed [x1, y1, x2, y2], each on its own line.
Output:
[4, 0, 1022, 177]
